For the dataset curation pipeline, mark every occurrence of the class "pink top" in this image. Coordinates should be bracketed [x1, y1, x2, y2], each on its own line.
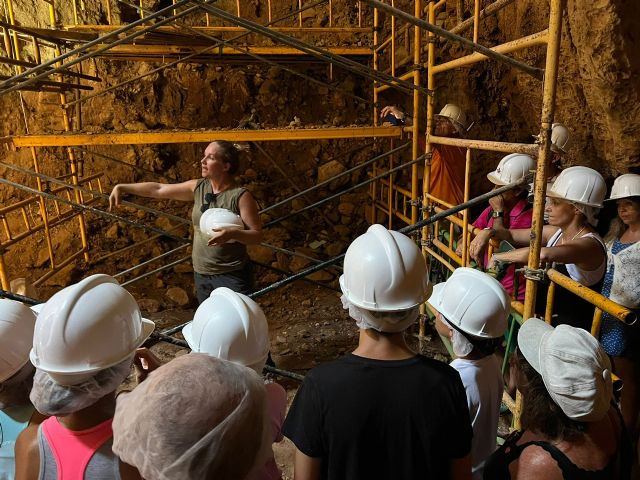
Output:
[41, 416, 114, 480]
[247, 382, 288, 480]
[472, 199, 532, 301]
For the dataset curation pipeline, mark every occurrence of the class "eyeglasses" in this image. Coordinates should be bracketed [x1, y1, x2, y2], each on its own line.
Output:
[200, 192, 218, 213]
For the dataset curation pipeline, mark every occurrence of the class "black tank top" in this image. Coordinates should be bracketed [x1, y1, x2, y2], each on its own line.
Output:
[483, 407, 632, 479]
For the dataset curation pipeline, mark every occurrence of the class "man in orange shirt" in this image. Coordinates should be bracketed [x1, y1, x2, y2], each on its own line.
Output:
[381, 104, 469, 207]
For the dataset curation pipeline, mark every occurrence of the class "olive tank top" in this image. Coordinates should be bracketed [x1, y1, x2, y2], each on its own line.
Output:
[191, 180, 248, 275]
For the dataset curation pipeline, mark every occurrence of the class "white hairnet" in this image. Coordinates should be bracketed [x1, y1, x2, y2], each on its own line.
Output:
[572, 202, 600, 227]
[112, 353, 271, 480]
[341, 295, 419, 333]
[29, 356, 133, 416]
[451, 329, 474, 357]
[0, 362, 35, 409]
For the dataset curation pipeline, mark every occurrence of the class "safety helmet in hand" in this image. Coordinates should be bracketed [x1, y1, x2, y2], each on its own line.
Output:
[199, 208, 244, 238]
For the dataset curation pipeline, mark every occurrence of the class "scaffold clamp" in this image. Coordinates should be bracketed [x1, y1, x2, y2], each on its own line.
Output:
[522, 266, 546, 281]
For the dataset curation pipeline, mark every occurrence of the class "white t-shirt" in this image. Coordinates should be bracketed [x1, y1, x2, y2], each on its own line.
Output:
[450, 355, 503, 480]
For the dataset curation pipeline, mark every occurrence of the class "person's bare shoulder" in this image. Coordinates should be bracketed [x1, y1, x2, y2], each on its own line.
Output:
[510, 444, 564, 480]
[15, 423, 40, 480]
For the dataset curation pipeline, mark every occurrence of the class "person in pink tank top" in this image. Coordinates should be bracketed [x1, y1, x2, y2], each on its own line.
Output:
[13, 275, 155, 480]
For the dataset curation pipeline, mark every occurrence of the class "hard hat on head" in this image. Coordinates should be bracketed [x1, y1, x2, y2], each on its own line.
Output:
[487, 153, 536, 186]
[199, 208, 244, 237]
[546, 166, 606, 208]
[182, 287, 269, 374]
[340, 224, 430, 312]
[435, 104, 468, 134]
[427, 268, 509, 338]
[30, 274, 155, 386]
[551, 123, 571, 153]
[605, 174, 640, 201]
[0, 299, 37, 382]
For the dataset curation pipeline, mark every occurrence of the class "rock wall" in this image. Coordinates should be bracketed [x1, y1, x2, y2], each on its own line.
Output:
[2, 0, 640, 295]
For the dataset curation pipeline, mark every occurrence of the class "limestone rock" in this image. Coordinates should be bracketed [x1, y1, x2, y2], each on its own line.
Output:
[248, 245, 275, 265]
[106, 223, 120, 240]
[317, 160, 348, 190]
[138, 298, 161, 313]
[174, 263, 193, 274]
[166, 287, 189, 306]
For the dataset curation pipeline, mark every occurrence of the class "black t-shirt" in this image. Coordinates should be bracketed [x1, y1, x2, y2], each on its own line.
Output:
[283, 353, 473, 480]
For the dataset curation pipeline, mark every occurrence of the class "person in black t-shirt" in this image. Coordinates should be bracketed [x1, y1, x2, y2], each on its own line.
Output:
[283, 225, 473, 480]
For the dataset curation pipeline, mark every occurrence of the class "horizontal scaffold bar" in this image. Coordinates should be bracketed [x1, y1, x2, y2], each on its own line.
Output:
[63, 25, 373, 39]
[427, 134, 539, 155]
[86, 45, 372, 57]
[3, 127, 403, 147]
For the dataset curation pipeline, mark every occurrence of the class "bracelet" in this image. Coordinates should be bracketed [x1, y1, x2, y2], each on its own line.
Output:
[491, 210, 504, 219]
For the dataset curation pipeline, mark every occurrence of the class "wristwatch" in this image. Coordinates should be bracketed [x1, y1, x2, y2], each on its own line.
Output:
[491, 210, 504, 219]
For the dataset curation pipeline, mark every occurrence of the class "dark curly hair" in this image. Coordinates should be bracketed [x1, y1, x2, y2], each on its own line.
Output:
[517, 349, 587, 441]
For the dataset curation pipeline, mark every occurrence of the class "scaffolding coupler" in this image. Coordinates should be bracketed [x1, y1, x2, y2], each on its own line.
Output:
[522, 266, 547, 282]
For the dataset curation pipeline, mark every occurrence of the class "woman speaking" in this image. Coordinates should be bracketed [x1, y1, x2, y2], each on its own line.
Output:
[109, 141, 262, 303]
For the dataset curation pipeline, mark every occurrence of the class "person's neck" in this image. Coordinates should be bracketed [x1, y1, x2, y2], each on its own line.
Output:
[621, 222, 640, 242]
[352, 329, 416, 360]
[209, 176, 234, 194]
[560, 218, 588, 239]
[57, 392, 116, 431]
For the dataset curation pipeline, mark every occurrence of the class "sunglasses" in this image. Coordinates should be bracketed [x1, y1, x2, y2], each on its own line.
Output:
[200, 192, 218, 213]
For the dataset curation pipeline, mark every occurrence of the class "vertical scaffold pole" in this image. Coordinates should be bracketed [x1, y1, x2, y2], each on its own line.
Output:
[411, 0, 422, 225]
[419, 0, 436, 338]
[517, 0, 566, 429]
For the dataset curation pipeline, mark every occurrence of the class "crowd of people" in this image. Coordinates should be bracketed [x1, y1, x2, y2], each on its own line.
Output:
[0, 121, 637, 480]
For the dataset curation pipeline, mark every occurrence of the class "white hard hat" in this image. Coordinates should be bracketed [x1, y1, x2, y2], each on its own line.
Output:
[30, 274, 155, 386]
[551, 123, 571, 153]
[435, 103, 468, 134]
[487, 153, 536, 186]
[339, 224, 430, 311]
[182, 287, 269, 373]
[427, 268, 510, 339]
[199, 208, 244, 238]
[546, 166, 606, 208]
[0, 299, 37, 382]
[605, 174, 640, 201]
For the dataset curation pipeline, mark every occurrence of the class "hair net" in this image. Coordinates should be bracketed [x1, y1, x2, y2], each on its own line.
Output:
[341, 295, 419, 333]
[30, 356, 133, 416]
[112, 353, 271, 480]
[572, 202, 600, 227]
[451, 329, 474, 357]
[0, 362, 35, 409]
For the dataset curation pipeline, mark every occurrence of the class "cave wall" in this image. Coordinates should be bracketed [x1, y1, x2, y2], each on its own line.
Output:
[2, 0, 640, 294]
